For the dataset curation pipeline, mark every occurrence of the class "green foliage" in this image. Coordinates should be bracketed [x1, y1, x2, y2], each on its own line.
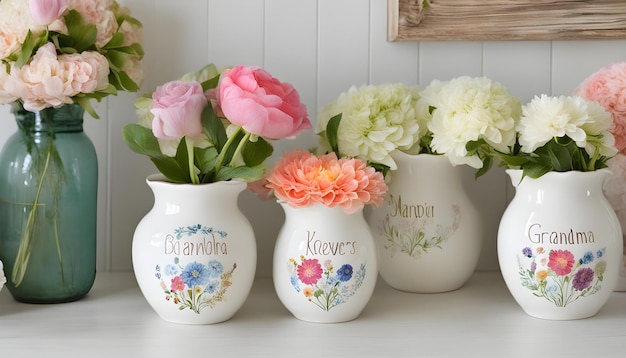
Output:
[123, 71, 274, 184]
[492, 136, 611, 180]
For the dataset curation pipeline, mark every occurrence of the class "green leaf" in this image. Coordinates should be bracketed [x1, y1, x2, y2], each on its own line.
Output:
[214, 165, 265, 182]
[368, 162, 390, 177]
[123, 124, 163, 157]
[103, 32, 125, 49]
[326, 113, 342, 154]
[465, 140, 483, 155]
[74, 96, 99, 119]
[522, 162, 552, 179]
[242, 137, 273, 167]
[201, 105, 227, 150]
[63, 10, 97, 52]
[123, 124, 190, 183]
[201, 72, 221, 92]
[474, 155, 493, 179]
[195, 146, 218, 177]
[16, 31, 43, 67]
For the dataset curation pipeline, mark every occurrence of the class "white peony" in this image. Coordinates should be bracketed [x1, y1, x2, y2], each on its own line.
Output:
[419, 76, 521, 168]
[518, 95, 617, 158]
[317, 83, 421, 170]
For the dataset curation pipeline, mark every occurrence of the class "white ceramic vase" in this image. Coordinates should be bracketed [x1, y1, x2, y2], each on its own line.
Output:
[273, 203, 377, 323]
[367, 152, 482, 293]
[498, 169, 622, 320]
[132, 174, 256, 324]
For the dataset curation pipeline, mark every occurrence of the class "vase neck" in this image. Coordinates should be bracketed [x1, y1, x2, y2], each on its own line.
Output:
[13, 103, 85, 134]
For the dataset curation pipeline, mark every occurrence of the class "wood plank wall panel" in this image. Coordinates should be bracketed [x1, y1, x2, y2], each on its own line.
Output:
[0, 0, 625, 274]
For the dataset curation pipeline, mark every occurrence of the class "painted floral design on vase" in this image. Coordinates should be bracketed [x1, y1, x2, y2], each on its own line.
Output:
[517, 247, 608, 307]
[288, 256, 366, 312]
[273, 203, 377, 323]
[498, 169, 621, 320]
[132, 175, 256, 324]
[368, 152, 482, 293]
[153, 225, 236, 314]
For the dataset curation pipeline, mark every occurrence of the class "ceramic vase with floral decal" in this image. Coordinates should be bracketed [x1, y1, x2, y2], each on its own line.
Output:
[367, 152, 482, 293]
[132, 174, 256, 324]
[0, 104, 97, 303]
[273, 203, 377, 323]
[498, 169, 621, 320]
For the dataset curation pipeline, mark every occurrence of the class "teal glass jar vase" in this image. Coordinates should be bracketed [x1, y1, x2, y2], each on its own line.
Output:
[0, 103, 98, 303]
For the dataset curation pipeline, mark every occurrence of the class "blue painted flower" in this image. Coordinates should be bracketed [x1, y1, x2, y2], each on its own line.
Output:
[597, 248, 606, 258]
[181, 261, 210, 287]
[205, 280, 219, 294]
[522, 247, 533, 258]
[206, 259, 224, 278]
[164, 264, 178, 276]
[290, 275, 300, 291]
[337, 264, 353, 282]
[579, 251, 594, 265]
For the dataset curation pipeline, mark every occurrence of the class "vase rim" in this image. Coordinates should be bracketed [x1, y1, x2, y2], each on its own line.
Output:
[505, 168, 612, 178]
[276, 200, 363, 215]
[146, 173, 247, 187]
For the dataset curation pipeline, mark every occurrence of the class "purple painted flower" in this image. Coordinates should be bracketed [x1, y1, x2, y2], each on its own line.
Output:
[530, 261, 537, 273]
[522, 247, 533, 258]
[572, 267, 595, 291]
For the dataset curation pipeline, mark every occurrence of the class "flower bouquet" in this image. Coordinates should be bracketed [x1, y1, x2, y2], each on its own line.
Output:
[0, 0, 144, 117]
[123, 64, 311, 184]
[315, 77, 522, 177]
[0, 0, 143, 300]
[493, 94, 616, 179]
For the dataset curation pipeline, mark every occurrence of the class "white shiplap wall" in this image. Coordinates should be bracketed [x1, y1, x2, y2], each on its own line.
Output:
[1, 0, 625, 277]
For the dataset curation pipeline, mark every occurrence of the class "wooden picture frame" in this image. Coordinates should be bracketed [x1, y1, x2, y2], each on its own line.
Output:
[388, 0, 626, 41]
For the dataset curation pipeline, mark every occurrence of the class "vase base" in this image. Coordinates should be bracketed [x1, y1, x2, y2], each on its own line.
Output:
[10, 293, 88, 304]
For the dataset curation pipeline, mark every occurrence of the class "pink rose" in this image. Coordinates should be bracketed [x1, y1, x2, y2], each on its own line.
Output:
[29, 0, 68, 25]
[150, 81, 207, 141]
[218, 66, 311, 139]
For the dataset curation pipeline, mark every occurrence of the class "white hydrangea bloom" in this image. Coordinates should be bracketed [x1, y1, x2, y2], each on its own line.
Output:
[420, 76, 521, 168]
[316, 84, 421, 170]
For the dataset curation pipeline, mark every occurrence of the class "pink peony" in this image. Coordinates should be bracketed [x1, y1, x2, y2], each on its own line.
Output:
[29, 0, 68, 25]
[150, 80, 207, 141]
[218, 65, 311, 139]
[61, 50, 109, 93]
[5, 42, 74, 111]
[264, 150, 388, 214]
[5, 43, 110, 111]
[575, 62, 626, 154]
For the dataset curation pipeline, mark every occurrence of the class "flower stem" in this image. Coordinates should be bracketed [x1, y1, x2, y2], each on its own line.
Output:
[186, 138, 199, 184]
[213, 126, 248, 178]
[11, 142, 53, 287]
